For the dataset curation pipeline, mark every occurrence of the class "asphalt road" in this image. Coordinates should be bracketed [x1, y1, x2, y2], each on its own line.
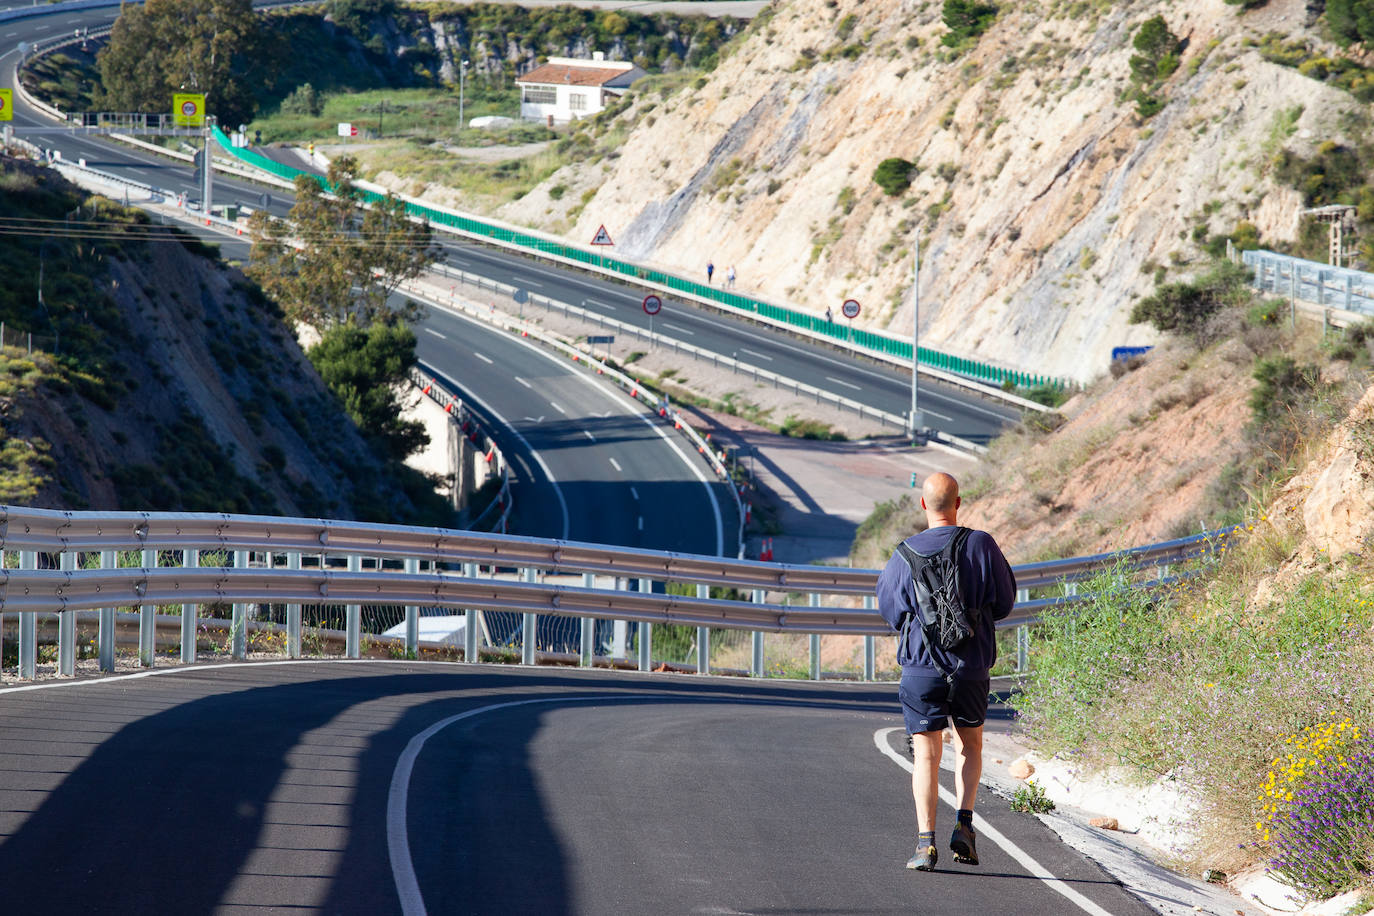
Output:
[0, 662, 1154, 915]
[1, 4, 1025, 447]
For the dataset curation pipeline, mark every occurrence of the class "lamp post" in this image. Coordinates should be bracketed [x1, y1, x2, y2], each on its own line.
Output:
[458, 59, 470, 134]
[910, 237, 922, 442]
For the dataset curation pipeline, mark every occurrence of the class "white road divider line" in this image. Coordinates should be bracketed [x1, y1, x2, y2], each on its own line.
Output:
[630, 487, 640, 500]
[423, 328, 447, 339]
[825, 375, 862, 392]
[739, 347, 773, 361]
[609, 458, 622, 472]
[515, 376, 532, 389]
[872, 728, 1115, 916]
[583, 430, 596, 442]
[638, 516, 644, 531]
[662, 322, 695, 335]
[473, 351, 494, 364]
[550, 401, 567, 415]
[586, 300, 616, 312]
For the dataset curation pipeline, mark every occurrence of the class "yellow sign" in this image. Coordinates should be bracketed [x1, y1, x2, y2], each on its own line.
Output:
[172, 93, 205, 127]
[0, 89, 12, 122]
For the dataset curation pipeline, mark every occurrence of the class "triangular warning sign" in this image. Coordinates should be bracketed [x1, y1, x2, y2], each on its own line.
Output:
[590, 224, 615, 246]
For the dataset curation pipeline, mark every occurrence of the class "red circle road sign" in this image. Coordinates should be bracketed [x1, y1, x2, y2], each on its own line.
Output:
[841, 299, 861, 319]
[642, 295, 662, 316]
[0, 97, 7, 114]
[181, 100, 198, 116]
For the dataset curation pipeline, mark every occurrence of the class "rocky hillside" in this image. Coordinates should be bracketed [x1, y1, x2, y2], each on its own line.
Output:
[502, 0, 1365, 383]
[0, 157, 437, 521]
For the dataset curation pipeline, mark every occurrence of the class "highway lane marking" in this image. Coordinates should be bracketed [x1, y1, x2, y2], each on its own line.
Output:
[920, 407, 953, 422]
[825, 375, 862, 392]
[583, 430, 596, 442]
[630, 487, 640, 500]
[739, 347, 773, 361]
[585, 300, 616, 312]
[638, 516, 644, 531]
[872, 728, 1115, 916]
[550, 401, 567, 414]
[423, 328, 447, 339]
[662, 322, 695, 335]
[388, 694, 665, 916]
[609, 457, 622, 472]
[515, 376, 532, 389]
[472, 351, 493, 364]
[526, 280, 543, 288]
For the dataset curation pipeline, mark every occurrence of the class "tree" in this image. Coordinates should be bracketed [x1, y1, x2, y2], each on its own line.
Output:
[98, 0, 265, 127]
[248, 155, 440, 330]
[941, 0, 998, 48]
[308, 321, 428, 460]
[1130, 16, 1182, 85]
[1327, 0, 1374, 44]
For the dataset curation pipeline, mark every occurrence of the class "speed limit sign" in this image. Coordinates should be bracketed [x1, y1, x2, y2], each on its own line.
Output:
[841, 299, 861, 319]
[642, 294, 662, 315]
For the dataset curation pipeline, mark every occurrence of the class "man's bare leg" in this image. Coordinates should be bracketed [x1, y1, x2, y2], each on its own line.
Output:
[951, 725, 983, 811]
[910, 730, 944, 832]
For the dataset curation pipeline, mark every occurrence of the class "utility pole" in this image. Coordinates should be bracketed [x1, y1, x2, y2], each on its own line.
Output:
[202, 116, 214, 214]
[910, 237, 922, 442]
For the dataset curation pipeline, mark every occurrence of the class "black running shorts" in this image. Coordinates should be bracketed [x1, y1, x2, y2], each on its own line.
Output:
[899, 673, 991, 734]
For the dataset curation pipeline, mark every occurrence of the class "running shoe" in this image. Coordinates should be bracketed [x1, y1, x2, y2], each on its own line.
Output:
[950, 822, 979, 865]
[906, 843, 938, 871]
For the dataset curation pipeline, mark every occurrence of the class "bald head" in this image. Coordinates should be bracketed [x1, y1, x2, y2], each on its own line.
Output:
[921, 472, 960, 525]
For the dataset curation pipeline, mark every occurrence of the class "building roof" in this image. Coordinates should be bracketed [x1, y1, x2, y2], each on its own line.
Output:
[516, 63, 633, 88]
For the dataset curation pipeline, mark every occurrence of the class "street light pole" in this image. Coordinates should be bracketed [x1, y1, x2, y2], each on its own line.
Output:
[910, 236, 921, 442]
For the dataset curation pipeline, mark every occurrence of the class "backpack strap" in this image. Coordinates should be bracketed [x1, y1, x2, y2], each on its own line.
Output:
[893, 537, 960, 689]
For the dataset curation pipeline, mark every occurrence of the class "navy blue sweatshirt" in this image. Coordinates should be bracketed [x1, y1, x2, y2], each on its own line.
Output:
[875, 525, 1016, 679]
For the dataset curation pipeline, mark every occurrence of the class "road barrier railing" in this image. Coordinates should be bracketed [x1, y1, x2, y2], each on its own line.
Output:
[1243, 249, 1374, 320]
[408, 366, 511, 533]
[0, 507, 1228, 681]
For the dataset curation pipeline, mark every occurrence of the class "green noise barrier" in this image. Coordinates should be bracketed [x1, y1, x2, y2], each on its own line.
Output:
[214, 127, 1067, 393]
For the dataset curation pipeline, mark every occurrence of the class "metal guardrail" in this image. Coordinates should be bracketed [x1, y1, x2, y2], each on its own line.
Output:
[1243, 249, 1374, 319]
[0, 507, 1229, 681]
[408, 367, 512, 533]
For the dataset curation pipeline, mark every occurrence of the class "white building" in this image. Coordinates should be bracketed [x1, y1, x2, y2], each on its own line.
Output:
[516, 53, 647, 124]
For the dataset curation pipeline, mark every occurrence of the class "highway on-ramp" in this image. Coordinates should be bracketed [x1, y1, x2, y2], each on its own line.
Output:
[0, 662, 1153, 915]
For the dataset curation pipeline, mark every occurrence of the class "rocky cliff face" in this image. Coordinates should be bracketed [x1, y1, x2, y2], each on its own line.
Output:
[507, 0, 1362, 383]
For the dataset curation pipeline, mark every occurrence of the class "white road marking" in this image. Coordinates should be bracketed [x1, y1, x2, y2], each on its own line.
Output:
[638, 516, 644, 531]
[550, 401, 566, 415]
[389, 695, 665, 915]
[423, 328, 447, 339]
[825, 375, 862, 392]
[739, 347, 773, 362]
[609, 458, 622, 472]
[583, 430, 596, 442]
[585, 300, 616, 312]
[630, 487, 640, 500]
[515, 376, 532, 389]
[662, 322, 695, 335]
[526, 280, 543, 288]
[921, 408, 954, 421]
[872, 728, 1116, 916]
[472, 351, 493, 364]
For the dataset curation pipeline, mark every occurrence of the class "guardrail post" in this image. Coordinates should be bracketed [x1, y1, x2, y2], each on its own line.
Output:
[98, 549, 116, 672]
[751, 589, 765, 677]
[464, 562, 480, 664]
[232, 550, 249, 659]
[1015, 588, 1029, 673]
[696, 583, 710, 675]
[809, 593, 821, 681]
[58, 550, 76, 676]
[521, 568, 537, 665]
[139, 547, 156, 667]
[637, 578, 652, 671]
[580, 573, 595, 667]
[181, 549, 198, 664]
[863, 595, 876, 681]
[404, 557, 419, 659]
[287, 552, 302, 659]
[18, 550, 37, 679]
[346, 554, 362, 659]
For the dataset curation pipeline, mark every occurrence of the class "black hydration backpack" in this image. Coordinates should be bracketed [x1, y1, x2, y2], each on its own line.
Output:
[894, 527, 978, 660]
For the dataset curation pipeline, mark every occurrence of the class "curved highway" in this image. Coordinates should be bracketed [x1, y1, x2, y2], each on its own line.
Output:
[0, 663, 1153, 915]
[1, 2, 1024, 447]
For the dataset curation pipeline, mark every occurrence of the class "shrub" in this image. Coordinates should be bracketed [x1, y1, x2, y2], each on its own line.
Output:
[280, 82, 324, 116]
[1010, 782, 1056, 814]
[1249, 355, 1315, 425]
[873, 157, 915, 196]
[941, 0, 997, 48]
[1261, 722, 1373, 897]
[1130, 260, 1253, 342]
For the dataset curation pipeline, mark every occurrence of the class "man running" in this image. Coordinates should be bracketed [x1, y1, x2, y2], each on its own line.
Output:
[875, 472, 1015, 871]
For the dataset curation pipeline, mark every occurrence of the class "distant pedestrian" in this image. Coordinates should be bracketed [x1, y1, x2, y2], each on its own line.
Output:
[825, 306, 833, 323]
[875, 472, 1015, 872]
[706, 261, 715, 284]
[726, 265, 736, 289]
